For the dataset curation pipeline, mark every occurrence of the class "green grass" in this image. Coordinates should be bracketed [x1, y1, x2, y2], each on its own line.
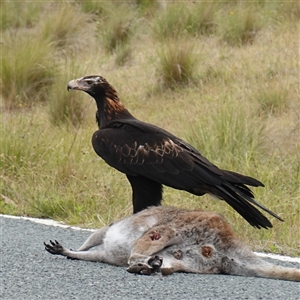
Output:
[0, 1, 42, 29]
[79, 0, 107, 16]
[185, 97, 265, 166]
[0, 1, 299, 256]
[0, 112, 131, 225]
[255, 85, 290, 116]
[38, 5, 93, 51]
[190, 2, 218, 35]
[156, 39, 199, 88]
[218, 6, 264, 46]
[152, 3, 218, 41]
[47, 61, 88, 126]
[1, 32, 57, 109]
[98, 4, 137, 53]
[152, 4, 189, 40]
[114, 44, 133, 66]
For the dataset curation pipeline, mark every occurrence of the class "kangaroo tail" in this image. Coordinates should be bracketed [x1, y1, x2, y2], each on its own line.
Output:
[221, 256, 300, 282]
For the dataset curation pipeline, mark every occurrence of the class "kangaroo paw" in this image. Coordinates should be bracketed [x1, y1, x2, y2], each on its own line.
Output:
[127, 256, 163, 275]
[44, 240, 65, 255]
[127, 263, 153, 275]
[148, 255, 163, 272]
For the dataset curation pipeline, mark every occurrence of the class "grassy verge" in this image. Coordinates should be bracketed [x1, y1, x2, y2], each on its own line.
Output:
[1, 1, 299, 256]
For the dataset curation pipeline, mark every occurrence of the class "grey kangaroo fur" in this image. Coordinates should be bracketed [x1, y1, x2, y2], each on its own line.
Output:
[44, 206, 300, 281]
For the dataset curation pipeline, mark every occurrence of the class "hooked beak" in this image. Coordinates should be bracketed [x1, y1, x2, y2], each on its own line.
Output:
[67, 78, 86, 91]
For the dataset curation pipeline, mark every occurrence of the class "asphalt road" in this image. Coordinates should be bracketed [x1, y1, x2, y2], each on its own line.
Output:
[1, 215, 299, 300]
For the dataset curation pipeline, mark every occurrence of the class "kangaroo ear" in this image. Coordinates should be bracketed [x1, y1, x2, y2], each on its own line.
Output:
[201, 245, 214, 258]
[161, 267, 175, 276]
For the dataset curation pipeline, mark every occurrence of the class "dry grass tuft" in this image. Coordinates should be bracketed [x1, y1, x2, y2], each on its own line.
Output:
[156, 39, 199, 88]
[38, 5, 93, 52]
[99, 5, 138, 53]
[218, 7, 265, 46]
[1, 32, 56, 109]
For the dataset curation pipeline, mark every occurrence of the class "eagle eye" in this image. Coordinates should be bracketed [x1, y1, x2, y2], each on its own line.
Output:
[85, 79, 95, 85]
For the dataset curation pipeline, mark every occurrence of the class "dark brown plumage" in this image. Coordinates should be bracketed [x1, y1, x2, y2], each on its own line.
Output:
[67, 75, 283, 229]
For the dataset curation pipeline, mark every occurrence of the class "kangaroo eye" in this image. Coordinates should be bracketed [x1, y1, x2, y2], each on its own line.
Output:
[172, 250, 183, 260]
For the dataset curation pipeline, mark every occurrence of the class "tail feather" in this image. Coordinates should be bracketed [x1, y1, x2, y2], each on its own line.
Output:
[223, 170, 264, 187]
[215, 185, 273, 229]
[213, 170, 283, 228]
[228, 183, 284, 222]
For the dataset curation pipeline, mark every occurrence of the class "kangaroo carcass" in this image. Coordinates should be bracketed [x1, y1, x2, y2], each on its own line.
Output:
[44, 206, 299, 281]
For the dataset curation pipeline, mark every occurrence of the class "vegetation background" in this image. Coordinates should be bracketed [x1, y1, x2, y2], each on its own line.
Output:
[1, 0, 299, 256]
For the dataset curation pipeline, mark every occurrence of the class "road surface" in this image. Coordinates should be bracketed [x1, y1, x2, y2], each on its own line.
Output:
[1, 215, 299, 300]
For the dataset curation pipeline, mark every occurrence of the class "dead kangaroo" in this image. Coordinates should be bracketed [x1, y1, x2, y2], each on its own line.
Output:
[44, 206, 299, 281]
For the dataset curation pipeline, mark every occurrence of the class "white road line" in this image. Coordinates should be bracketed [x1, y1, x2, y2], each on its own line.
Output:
[2, 214, 299, 264]
[1, 214, 94, 232]
[255, 252, 300, 263]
